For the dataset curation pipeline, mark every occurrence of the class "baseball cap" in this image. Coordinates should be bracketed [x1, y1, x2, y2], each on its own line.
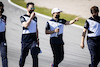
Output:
[51, 8, 62, 14]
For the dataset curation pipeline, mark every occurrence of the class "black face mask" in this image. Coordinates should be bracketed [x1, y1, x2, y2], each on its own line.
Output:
[29, 10, 34, 14]
[93, 15, 99, 19]
[55, 15, 60, 19]
[0, 8, 4, 13]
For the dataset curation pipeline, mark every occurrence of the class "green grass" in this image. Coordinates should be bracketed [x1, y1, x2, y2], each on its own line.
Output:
[11, 0, 86, 26]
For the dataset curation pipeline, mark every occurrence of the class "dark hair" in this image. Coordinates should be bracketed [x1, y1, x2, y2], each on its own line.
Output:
[26, 2, 34, 8]
[90, 6, 99, 14]
[0, 2, 4, 7]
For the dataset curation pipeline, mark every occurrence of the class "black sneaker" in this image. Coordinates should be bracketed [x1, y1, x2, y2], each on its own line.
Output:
[89, 64, 91, 67]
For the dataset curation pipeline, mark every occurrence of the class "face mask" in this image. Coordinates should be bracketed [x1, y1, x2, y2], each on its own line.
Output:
[55, 15, 60, 19]
[0, 8, 4, 13]
[29, 10, 34, 14]
[93, 15, 99, 19]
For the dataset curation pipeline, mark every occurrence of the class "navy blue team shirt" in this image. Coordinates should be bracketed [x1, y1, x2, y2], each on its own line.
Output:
[20, 14, 37, 43]
[46, 18, 67, 45]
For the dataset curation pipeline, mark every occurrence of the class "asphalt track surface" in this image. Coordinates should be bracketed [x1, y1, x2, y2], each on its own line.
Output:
[0, 0, 100, 67]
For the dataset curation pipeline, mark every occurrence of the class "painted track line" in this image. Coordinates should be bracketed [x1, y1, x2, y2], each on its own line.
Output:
[8, 0, 83, 29]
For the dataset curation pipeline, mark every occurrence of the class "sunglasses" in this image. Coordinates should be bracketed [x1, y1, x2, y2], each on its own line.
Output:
[31, 7, 35, 10]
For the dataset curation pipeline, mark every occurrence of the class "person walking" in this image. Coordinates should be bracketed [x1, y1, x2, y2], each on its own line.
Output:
[45, 8, 79, 67]
[19, 2, 40, 67]
[80, 6, 100, 67]
[0, 1, 8, 67]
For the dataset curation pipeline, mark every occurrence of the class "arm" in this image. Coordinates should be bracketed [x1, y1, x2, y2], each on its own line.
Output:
[35, 17, 39, 46]
[36, 27, 39, 39]
[45, 22, 59, 34]
[22, 12, 35, 28]
[5, 16, 7, 43]
[36, 27, 40, 46]
[45, 29, 55, 34]
[80, 28, 87, 49]
[65, 17, 79, 25]
[36, 19, 39, 40]
[45, 28, 59, 34]
[45, 27, 59, 34]
[5, 16, 7, 32]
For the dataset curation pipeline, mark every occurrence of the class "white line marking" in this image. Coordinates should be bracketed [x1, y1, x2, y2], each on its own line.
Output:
[8, 0, 83, 29]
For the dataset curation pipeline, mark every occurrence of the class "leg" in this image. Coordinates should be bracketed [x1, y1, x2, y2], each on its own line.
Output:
[19, 43, 29, 67]
[0, 42, 8, 67]
[30, 46, 39, 67]
[96, 44, 100, 66]
[87, 39, 98, 67]
[51, 44, 64, 67]
[58, 44, 64, 64]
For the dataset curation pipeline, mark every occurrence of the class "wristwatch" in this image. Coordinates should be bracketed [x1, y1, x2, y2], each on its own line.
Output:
[37, 38, 39, 41]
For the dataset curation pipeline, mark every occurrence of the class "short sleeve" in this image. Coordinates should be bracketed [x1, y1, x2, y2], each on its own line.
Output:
[2, 15, 7, 25]
[33, 17, 37, 22]
[84, 20, 89, 29]
[45, 22, 50, 30]
[20, 16, 26, 23]
[62, 19, 67, 24]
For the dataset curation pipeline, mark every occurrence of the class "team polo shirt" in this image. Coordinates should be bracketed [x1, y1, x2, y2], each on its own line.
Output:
[0, 15, 7, 43]
[46, 18, 67, 45]
[84, 16, 100, 38]
[20, 14, 37, 43]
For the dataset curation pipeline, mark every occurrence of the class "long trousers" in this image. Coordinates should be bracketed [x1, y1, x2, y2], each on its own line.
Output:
[19, 41, 39, 67]
[87, 38, 100, 67]
[50, 44, 64, 67]
[0, 42, 8, 67]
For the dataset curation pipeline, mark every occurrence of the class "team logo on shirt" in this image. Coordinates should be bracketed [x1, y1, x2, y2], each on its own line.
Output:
[34, 18, 37, 22]
[59, 20, 62, 23]
[20, 18, 25, 22]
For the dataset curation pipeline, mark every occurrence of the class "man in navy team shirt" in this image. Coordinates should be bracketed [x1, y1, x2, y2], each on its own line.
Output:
[19, 2, 40, 67]
[0, 1, 8, 67]
[45, 8, 79, 67]
[80, 6, 100, 67]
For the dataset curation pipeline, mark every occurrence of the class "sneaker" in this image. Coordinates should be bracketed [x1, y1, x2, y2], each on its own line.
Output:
[89, 64, 91, 67]
[50, 63, 54, 67]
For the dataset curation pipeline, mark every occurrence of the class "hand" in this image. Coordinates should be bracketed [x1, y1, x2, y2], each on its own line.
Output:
[37, 40, 39, 46]
[30, 12, 35, 19]
[54, 28, 59, 33]
[74, 17, 79, 21]
[80, 43, 85, 49]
